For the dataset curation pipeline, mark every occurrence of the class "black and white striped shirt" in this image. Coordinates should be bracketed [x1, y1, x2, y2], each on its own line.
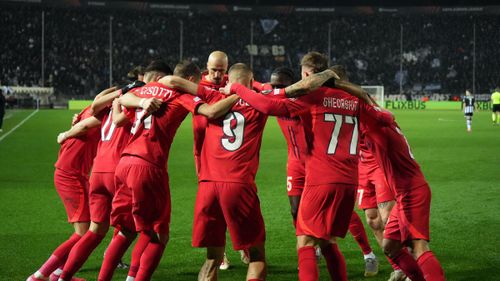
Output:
[463, 96, 475, 114]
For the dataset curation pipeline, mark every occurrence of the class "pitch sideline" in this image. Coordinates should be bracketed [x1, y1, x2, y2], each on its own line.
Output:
[0, 109, 39, 143]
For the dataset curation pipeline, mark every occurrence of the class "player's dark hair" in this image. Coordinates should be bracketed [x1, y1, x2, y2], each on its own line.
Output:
[127, 65, 145, 80]
[301, 51, 328, 73]
[271, 67, 296, 83]
[174, 60, 201, 80]
[330, 65, 348, 81]
[145, 60, 173, 75]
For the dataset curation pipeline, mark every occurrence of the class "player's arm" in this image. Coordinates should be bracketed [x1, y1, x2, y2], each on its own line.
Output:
[284, 69, 340, 98]
[90, 87, 120, 115]
[158, 76, 198, 96]
[111, 98, 130, 127]
[223, 83, 305, 116]
[196, 95, 240, 119]
[118, 93, 162, 114]
[333, 80, 373, 105]
[57, 116, 101, 144]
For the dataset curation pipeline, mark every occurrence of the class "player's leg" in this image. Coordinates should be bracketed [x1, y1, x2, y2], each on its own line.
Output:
[192, 182, 227, 281]
[198, 247, 225, 281]
[364, 208, 384, 245]
[465, 115, 472, 132]
[348, 211, 378, 276]
[219, 182, 266, 280]
[246, 243, 266, 281]
[125, 231, 150, 281]
[28, 170, 91, 281]
[132, 164, 171, 281]
[402, 184, 445, 281]
[297, 235, 320, 281]
[383, 205, 425, 281]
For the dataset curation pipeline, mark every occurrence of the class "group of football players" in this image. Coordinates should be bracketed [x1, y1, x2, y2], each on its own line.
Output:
[27, 50, 446, 281]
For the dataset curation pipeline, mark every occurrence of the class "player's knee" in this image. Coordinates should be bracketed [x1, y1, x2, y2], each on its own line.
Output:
[411, 239, 430, 259]
[73, 221, 90, 236]
[297, 235, 317, 248]
[382, 239, 402, 258]
[89, 221, 109, 236]
[248, 244, 266, 262]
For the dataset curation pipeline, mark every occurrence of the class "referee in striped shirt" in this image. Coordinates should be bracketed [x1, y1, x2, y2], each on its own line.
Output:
[462, 89, 476, 132]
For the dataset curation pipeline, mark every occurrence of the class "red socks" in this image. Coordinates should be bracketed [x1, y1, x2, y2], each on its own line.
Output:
[127, 232, 151, 278]
[320, 243, 347, 281]
[60, 231, 105, 280]
[417, 251, 446, 281]
[134, 242, 166, 281]
[389, 249, 425, 281]
[38, 233, 82, 277]
[349, 212, 372, 255]
[98, 234, 133, 281]
[297, 246, 318, 281]
[386, 255, 402, 271]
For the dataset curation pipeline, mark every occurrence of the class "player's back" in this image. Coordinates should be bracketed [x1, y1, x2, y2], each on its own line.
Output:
[198, 87, 268, 184]
[92, 107, 132, 173]
[122, 82, 201, 169]
[55, 107, 100, 176]
[302, 87, 360, 186]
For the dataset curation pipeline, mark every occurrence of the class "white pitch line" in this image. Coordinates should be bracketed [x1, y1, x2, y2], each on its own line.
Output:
[0, 109, 39, 143]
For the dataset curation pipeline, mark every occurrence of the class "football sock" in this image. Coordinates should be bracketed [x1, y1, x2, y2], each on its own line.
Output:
[98, 233, 133, 281]
[60, 231, 104, 280]
[388, 249, 425, 281]
[320, 243, 347, 281]
[386, 255, 401, 271]
[348, 212, 373, 255]
[417, 251, 446, 281]
[134, 242, 166, 281]
[36, 233, 82, 278]
[298, 246, 318, 281]
[497, 114, 500, 124]
[466, 120, 471, 130]
[492, 113, 496, 122]
[127, 232, 151, 278]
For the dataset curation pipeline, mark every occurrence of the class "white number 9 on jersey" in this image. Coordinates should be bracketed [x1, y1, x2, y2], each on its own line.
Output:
[221, 111, 245, 151]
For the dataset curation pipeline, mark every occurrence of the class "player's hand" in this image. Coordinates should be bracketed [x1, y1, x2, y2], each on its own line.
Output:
[329, 69, 340, 80]
[71, 114, 79, 125]
[112, 98, 120, 108]
[219, 83, 232, 96]
[57, 132, 67, 144]
[140, 98, 162, 113]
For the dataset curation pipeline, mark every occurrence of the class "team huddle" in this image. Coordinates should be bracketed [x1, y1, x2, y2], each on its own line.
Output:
[27, 50, 446, 281]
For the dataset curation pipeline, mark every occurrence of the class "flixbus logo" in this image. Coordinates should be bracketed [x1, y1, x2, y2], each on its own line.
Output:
[384, 101, 426, 110]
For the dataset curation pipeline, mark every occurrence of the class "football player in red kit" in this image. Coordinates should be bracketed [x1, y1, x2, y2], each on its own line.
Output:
[111, 60, 239, 281]
[27, 97, 108, 281]
[222, 52, 392, 281]
[361, 108, 446, 281]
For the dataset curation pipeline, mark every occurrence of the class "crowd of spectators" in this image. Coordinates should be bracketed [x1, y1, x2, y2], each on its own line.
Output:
[1, 5, 499, 99]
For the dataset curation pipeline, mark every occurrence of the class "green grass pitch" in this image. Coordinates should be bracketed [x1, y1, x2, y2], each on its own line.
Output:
[0, 109, 499, 280]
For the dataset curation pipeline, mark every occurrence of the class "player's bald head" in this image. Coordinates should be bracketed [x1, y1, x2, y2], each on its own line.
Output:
[206, 51, 228, 85]
[228, 63, 253, 88]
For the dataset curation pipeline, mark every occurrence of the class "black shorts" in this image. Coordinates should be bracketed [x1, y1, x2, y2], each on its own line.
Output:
[465, 113, 473, 117]
[493, 104, 500, 112]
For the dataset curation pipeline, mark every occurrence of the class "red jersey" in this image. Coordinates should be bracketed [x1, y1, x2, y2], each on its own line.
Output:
[358, 134, 379, 171]
[121, 82, 204, 168]
[362, 119, 427, 192]
[258, 83, 311, 164]
[197, 85, 268, 184]
[231, 84, 392, 186]
[192, 75, 229, 158]
[92, 106, 132, 173]
[55, 107, 100, 176]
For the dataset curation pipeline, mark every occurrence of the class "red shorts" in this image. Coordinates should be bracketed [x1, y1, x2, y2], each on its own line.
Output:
[54, 168, 90, 223]
[192, 181, 266, 250]
[89, 172, 115, 223]
[296, 183, 356, 240]
[286, 160, 305, 197]
[384, 184, 431, 243]
[111, 156, 171, 234]
[357, 164, 394, 210]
